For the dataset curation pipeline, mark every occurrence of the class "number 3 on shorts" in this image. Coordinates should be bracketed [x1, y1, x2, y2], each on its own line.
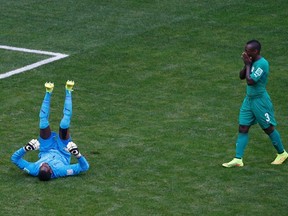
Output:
[265, 113, 270, 123]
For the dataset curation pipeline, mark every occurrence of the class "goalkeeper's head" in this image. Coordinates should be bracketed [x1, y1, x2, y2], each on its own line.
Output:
[38, 163, 52, 181]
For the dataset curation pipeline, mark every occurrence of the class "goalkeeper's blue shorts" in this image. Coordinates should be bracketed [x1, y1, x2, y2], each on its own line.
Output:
[38, 131, 71, 157]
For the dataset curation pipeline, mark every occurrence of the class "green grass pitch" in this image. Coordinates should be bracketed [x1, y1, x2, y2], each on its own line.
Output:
[1, 0, 288, 215]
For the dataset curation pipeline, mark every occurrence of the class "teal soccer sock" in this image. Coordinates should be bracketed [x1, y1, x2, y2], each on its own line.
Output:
[60, 90, 72, 129]
[269, 129, 284, 154]
[39, 92, 51, 129]
[235, 133, 249, 159]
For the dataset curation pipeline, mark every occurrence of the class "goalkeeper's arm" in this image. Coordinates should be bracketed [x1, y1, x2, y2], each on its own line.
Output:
[11, 139, 40, 167]
[53, 153, 89, 178]
[11, 147, 39, 176]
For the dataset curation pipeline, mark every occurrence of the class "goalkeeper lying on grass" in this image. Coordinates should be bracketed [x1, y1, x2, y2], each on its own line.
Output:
[11, 81, 89, 181]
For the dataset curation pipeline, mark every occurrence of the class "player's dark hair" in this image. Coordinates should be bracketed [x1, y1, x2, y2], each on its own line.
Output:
[247, 39, 261, 52]
[38, 170, 52, 181]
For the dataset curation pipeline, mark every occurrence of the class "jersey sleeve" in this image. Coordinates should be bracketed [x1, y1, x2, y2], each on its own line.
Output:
[250, 59, 269, 83]
[52, 156, 90, 178]
[11, 147, 39, 176]
[250, 66, 265, 82]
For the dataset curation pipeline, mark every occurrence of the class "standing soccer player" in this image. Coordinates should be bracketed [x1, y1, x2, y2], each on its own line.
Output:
[222, 40, 288, 167]
[11, 81, 89, 180]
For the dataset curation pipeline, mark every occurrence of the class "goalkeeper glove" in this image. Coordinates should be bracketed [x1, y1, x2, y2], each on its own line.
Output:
[24, 139, 40, 151]
[66, 142, 82, 158]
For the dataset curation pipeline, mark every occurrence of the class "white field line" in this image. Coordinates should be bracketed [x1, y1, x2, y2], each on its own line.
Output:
[0, 45, 69, 79]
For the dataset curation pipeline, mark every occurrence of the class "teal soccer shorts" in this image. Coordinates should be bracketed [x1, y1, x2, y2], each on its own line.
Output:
[239, 92, 277, 129]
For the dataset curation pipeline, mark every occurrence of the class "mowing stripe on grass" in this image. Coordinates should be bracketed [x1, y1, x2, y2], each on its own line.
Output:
[0, 45, 69, 79]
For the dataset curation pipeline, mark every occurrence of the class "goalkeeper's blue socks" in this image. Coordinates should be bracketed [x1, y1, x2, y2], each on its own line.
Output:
[60, 81, 74, 129]
[269, 129, 285, 154]
[39, 91, 52, 129]
[39, 82, 54, 129]
[235, 133, 249, 159]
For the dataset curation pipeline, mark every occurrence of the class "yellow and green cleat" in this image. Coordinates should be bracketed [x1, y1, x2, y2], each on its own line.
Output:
[222, 158, 244, 168]
[45, 82, 54, 93]
[271, 150, 288, 165]
[65, 80, 74, 91]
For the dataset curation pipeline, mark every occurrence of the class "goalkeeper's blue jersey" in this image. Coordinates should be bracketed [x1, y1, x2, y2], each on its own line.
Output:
[11, 137, 89, 178]
[11, 147, 89, 178]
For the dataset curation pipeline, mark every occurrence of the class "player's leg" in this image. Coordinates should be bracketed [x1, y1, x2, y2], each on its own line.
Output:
[222, 125, 249, 168]
[235, 125, 250, 159]
[39, 82, 54, 139]
[263, 125, 285, 154]
[59, 80, 74, 140]
[222, 97, 254, 168]
[270, 134, 288, 165]
[256, 94, 288, 164]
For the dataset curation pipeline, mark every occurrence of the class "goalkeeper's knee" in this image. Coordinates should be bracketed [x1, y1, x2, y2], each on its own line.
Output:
[39, 118, 49, 129]
[60, 116, 71, 129]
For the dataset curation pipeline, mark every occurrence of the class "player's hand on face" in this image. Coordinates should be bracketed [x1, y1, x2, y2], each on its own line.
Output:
[241, 52, 252, 65]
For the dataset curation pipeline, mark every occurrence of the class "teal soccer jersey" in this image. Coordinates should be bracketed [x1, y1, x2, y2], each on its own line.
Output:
[246, 57, 269, 97]
[239, 57, 277, 129]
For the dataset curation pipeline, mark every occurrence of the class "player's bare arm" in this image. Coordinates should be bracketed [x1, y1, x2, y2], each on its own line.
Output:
[239, 66, 246, 79]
